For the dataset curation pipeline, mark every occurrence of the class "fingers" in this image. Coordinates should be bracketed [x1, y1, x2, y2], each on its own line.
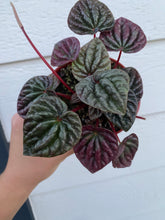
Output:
[11, 114, 24, 143]
[64, 148, 74, 157]
[10, 113, 74, 162]
[46, 149, 75, 177]
[11, 113, 24, 133]
[10, 114, 24, 154]
[50, 148, 74, 164]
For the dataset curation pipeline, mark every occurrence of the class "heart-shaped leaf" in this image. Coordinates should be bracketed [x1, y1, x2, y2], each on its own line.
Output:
[123, 67, 143, 102]
[68, 0, 114, 35]
[75, 69, 130, 115]
[105, 90, 138, 131]
[100, 17, 147, 53]
[70, 92, 81, 104]
[24, 96, 82, 157]
[112, 133, 139, 168]
[51, 37, 80, 67]
[72, 38, 111, 81]
[88, 106, 102, 120]
[74, 125, 118, 173]
[17, 74, 60, 118]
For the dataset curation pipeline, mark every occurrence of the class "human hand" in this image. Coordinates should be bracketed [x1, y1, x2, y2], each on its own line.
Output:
[5, 113, 73, 189]
[0, 113, 73, 220]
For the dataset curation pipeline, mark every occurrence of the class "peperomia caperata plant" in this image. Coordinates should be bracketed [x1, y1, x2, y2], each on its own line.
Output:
[11, 0, 146, 173]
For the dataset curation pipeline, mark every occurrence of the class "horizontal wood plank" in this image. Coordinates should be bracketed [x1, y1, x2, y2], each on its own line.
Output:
[0, 0, 165, 64]
[31, 111, 165, 195]
[0, 40, 164, 141]
[1, 1, 165, 219]
[127, 209, 165, 220]
[30, 167, 165, 220]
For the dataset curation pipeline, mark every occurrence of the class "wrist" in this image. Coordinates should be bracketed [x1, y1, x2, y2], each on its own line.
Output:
[1, 168, 38, 194]
[0, 169, 38, 220]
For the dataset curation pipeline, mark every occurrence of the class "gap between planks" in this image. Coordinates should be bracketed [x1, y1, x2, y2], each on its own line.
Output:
[0, 38, 165, 67]
[30, 165, 165, 197]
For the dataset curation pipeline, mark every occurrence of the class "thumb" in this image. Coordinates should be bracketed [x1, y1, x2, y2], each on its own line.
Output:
[10, 113, 24, 154]
[11, 113, 24, 133]
[10, 113, 74, 161]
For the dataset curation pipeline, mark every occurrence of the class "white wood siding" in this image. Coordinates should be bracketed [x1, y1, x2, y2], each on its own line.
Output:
[0, 0, 165, 219]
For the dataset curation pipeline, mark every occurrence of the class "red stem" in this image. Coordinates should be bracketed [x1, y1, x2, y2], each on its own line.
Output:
[96, 119, 99, 127]
[11, 3, 74, 94]
[136, 116, 146, 120]
[94, 33, 96, 38]
[114, 50, 122, 69]
[55, 93, 71, 100]
[72, 104, 86, 113]
[109, 121, 121, 143]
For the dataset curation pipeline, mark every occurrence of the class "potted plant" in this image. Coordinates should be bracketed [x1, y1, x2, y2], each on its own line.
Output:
[11, 0, 146, 173]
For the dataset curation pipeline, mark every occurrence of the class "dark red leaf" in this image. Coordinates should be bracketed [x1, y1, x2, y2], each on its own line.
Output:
[70, 92, 81, 104]
[74, 125, 118, 173]
[51, 37, 80, 67]
[123, 67, 143, 102]
[112, 133, 139, 168]
[100, 17, 147, 53]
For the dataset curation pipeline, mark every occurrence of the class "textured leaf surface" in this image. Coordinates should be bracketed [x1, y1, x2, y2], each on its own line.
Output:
[17, 75, 59, 118]
[74, 125, 118, 173]
[51, 37, 80, 67]
[105, 90, 138, 131]
[88, 106, 102, 120]
[72, 38, 111, 81]
[123, 67, 143, 101]
[100, 17, 147, 53]
[68, 0, 114, 35]
[112, 133, 139, 168]
[24, 96, 82, 157]
[75, 69, 130, 115]
[70, 92, 81, 104]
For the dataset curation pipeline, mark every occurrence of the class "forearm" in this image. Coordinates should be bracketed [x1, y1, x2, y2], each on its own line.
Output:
[0, 170, 37, 220]
[0, 114, 72, 220]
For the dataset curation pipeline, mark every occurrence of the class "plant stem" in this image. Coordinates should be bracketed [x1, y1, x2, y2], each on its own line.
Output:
[94, 33, 96, 38]
[10, 2, 74, 94]
[114, 50, 122, 69]
[109, 121, 121, 143]
[55, 93, 71, 100]
[72, 104, 86, 113]
[136, 116, 146, 120]
[96, 119, 99, 127]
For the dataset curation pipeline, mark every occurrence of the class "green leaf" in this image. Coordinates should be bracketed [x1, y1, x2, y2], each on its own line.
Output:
[17, 74, 59, 118]
[24, 96, 82, 157]
[75, 69, 130, 115]
[70, 92, 81, 104]
[112, 133, 139, 168]
[72, 38, 111, 81]
[105, 90, 138, 131]
[68, 0, 114, 35]
[123, 67, 143, 102]
[88, 106, 102, 120]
